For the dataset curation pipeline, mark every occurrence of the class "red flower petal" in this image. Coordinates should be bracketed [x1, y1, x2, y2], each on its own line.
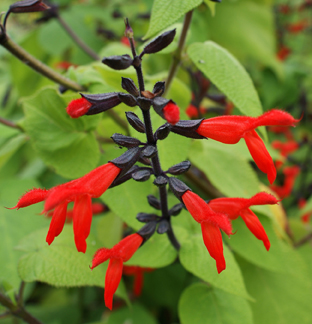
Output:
[9, 188, 49, 210]
[201, 222, 226, 273]
[111, 233, 143, 262]
[73, 194, 92, 253]
[46, 202, 68, 245]
[90, 248, 111, 269]
[104, 258, 123, 310]
[163, 102, 180, 125]
[66, 98, 92, 118]
[243, 130, 276, 184]
[240, 209, 270, 251]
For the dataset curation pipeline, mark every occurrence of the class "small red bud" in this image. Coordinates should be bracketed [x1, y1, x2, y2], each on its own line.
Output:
[163, 102, 180, 125]
[66, 98, 92, 118]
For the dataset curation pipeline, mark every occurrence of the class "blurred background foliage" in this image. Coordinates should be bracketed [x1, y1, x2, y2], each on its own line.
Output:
[0, 0, 312, 323]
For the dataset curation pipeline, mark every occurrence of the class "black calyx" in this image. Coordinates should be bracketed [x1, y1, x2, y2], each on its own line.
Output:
[82, 93, 121, 115]
[169, 177, 191, 201]
[141, 29, 176, 56]
[137, 97, 152, 111]
[9, 0, 49, 13]
[136, 212, 159, 223]
[118, 93, 137, 107]
[138, 156, 151, 166]
[132, 168, 153, 182]
[137, 221, 157, 241]
[153, 175, 168, 187]
[153, 81, 165, 97]
[110, 147, 141, 176]
[147, 195, 161, 210]
[209, 0, 221, 2]
[121, 77, 139, 97]
[109, 165, 139, 188]
[157, 219, 170, 234]
[142, 145, 157, 158]
[125, 112, 145, 133]
[170, 119, 206, 139]
[166, 161, 191, 175]
[152, 97, 170, 117]
[154, 124, 170, 141]
[102, 54, 133, 70]
[111, 133, 142, 148]
[169, 203, 184, 216]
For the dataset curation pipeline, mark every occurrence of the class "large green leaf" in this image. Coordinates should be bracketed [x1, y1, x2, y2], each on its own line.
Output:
[21, 87, 100, 178]
[189, 140, 260, 198]
[126, 234, 178, 268]
[177, 227, 251, 300]
[178, 283, 253, 324]
[0, 179, 47, 293]
[188, 41, 263, 118]
[16, 227, 127, 300]
[239, 257, 312, 324]
[225, 216, 308, 277]
[144, 0, 203, 39]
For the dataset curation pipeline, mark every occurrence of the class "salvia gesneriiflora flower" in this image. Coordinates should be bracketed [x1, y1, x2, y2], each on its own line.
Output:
[10, 19, 299, 309]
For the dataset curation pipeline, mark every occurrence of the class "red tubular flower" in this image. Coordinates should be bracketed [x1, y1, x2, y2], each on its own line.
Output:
[272, 140, 299, 157]
[208, 192, 279, 250]
[123, 266, 154, 296]
[298, 198, 312, 223]
[186, 104, 206, 118]
[270, 166, 300, 199]
[55, 61, 78, 71]
[91, 233, 143, 309]
[276, 46, 291, 61]
[66, 98, 92, 118]
[11, 163, 121, 253]
[163, 102, 180, 125]
[287, 21, 308, 34]
[121, 36, 131, 47]
[47, 202, 106, 223]
[181, 190, 232, 273]
[195, 109, 299, 184]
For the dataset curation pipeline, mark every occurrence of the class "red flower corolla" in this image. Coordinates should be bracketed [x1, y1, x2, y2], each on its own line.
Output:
[123, 266, 154, 296]
[270, 166, 300, 198]
[91, 233, 143, 309]
[66, 98, 92, 118]
[195, 109, 299, 184]
[55, 61, 78, 71]
[298, 198, 312, 223]
[11, 163, 120, 253]
[121, 36, 131, 47]
[181, 190, 232, 273]
[186, 104, 205, 118]
[163, 102, 180, 125]
[287, 21, 309, 33]
[272, 140, 299, 157]
[208, 192, 279, 250]
[268, 125, 293, 140]
[276, 46, 291, 61]
[47, 202, 106, 223]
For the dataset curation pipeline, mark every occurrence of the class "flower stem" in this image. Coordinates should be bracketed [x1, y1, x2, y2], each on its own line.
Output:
[0, 290, 43, 324]
[164, 10, 193, 96]
[0, 32, 85, 92]
[128, 30, 180, 250]
[56, 15, 100, 61]
[0, 117, 23, 131]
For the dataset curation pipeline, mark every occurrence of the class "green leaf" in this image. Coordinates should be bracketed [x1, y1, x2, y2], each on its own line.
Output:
[100, 302, 158, 324]
[126, 234, 178, 268]
[225, 216, 308, 277]
[187, 41, 263, 118]
[104, 178, 155, 231]
[21, 87, 100, 178]
[179, 283, 253, 324]
[177, 228, 251, 300]
[189, 140, 260, 198]
[0, 134, 27, 170]
[238, 257, 312, 324]
[0, 179, 47, 293]
[17, 227, 127, 300]
[204, 0, 216, 16]
[144, 0, 203, 39]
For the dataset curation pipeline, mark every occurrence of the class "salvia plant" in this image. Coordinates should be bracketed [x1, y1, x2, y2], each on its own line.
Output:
[0, 0, 312, 323]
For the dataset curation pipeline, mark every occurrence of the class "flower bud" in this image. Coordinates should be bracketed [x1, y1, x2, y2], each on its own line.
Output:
[102, 55, 133, 70]
[66, 98, 92, 118]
